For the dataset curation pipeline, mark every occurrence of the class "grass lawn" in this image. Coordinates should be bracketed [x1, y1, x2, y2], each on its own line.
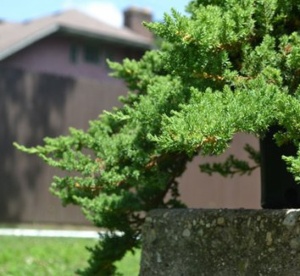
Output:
[0, 236, 140, 275]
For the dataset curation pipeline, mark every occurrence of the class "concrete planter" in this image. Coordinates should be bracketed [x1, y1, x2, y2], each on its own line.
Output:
[140, 209, 300, 276]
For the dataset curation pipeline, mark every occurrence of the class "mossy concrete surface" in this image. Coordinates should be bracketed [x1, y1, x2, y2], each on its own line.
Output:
[140, 209, 300, 276]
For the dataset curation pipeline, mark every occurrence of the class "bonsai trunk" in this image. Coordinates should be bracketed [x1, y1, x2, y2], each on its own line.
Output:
[260, 126, 300, 208]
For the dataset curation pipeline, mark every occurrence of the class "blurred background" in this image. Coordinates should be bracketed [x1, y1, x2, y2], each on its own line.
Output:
[0, 0, 260, 227]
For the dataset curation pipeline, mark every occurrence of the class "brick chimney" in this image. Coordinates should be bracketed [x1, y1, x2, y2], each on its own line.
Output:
[124, 7, 153, 40]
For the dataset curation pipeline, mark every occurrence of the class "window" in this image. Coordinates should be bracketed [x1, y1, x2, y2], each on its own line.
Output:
[84, 45, 100, 64]
[104, 49, 116, 70]
[105, 49, 115, 61]
[70, 44, 78, 64]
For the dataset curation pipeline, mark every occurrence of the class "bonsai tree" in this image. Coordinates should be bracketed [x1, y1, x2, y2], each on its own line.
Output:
[15, 0, 300, 274]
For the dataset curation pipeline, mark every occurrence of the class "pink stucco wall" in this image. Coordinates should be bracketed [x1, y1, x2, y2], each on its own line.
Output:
[178, 133, 261, 209]
[3, 35, 133, 81]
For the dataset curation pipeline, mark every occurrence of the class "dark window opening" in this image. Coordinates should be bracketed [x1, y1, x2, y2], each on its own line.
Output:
[104, 49, 116, 70]
[70, 44, 78, 64]
[84, 45, 100, 64]
[105, 49, 115, 61]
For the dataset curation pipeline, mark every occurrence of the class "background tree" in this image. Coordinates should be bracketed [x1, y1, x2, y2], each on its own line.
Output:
[15, 0, 300, 274]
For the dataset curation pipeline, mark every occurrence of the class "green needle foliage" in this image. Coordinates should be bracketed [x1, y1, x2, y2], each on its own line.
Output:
[200, 144, 261, 177]
[14, 0, 300, 274]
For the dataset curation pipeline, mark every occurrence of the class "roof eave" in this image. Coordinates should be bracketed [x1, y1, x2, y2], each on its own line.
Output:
[0, 24, 153, 61]
[0, 25, 60, 61]
[58, 26, 153, 50]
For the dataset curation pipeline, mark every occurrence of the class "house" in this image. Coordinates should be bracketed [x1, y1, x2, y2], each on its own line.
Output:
[0, 8, 152, 79]
[0, 7, 260, 225]
[0, 7, 154, 224]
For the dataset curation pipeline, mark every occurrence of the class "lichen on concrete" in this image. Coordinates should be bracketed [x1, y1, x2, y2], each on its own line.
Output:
[140, 209, 300, 276]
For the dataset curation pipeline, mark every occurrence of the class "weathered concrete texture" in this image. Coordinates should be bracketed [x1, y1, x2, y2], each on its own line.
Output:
[140, 209, 300, 276]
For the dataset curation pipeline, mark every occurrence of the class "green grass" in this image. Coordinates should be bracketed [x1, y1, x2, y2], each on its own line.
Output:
[0, 236, 140, 275]
[115, 250, 141, 275]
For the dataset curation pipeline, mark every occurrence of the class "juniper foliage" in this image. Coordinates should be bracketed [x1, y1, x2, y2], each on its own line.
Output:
[15, 0, 300, 274]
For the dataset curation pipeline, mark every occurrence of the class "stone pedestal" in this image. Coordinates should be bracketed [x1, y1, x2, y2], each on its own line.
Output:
[140, 209, 300, 276]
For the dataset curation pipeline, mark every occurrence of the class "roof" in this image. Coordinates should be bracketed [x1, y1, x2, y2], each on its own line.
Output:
[0, 9, 153, 61]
